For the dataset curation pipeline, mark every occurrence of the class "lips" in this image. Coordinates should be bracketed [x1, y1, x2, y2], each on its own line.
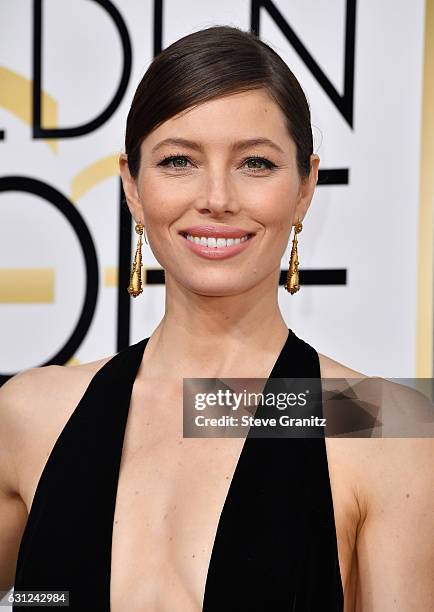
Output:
[178, 224, 257, 261]
[179, 225, 255, 239]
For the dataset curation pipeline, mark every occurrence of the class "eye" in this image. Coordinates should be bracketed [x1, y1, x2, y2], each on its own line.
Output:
[156, 153, 277, 172]
[244, 156, 276, 172]
[157, 154, 192, 169]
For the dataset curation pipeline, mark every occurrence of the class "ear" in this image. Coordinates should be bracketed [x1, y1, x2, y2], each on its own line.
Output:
[119, 153, 143, 223]
[294, 154, 320, 223]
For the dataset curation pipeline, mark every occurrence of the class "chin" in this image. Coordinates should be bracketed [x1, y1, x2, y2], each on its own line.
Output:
[186, 281, 248, 297]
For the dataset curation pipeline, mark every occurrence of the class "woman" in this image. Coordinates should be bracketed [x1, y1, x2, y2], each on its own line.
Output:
[1, 25, 433, 612]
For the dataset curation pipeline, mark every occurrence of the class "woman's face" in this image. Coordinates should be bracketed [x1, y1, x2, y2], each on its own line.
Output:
[120, 88, 319, 297]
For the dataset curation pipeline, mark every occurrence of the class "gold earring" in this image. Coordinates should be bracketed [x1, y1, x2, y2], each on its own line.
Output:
[127, 222, 144, 297]
[285, 220, 303, 294]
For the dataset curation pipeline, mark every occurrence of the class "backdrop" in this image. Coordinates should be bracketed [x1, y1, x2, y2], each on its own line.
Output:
[1, 0, 433, 384]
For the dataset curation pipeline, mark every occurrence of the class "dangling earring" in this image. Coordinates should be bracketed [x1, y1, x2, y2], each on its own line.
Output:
[285, 220, 303, 294]
[127, 222, 144, 297]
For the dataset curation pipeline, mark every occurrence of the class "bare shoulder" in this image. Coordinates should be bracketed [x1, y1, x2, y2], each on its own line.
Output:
[318, 352, 434, 578]
[0, 352, 115, 432]
[317, 351, 367, 379]
[352, 378, 434, 493]
[319, 349, 434, 442]
[317, 352, 434, 605]
[316, 355, 371, 522]
[0, 351, 117, 506]
[317, 350, 372, 478]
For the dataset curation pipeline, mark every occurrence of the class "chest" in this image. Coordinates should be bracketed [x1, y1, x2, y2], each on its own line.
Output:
[110, 417, 246, 611]
[18, 375, 359, 611]
[108, 385, 357, 612]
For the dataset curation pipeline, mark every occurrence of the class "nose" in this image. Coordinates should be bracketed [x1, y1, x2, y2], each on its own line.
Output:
[197, 168, 241, 216]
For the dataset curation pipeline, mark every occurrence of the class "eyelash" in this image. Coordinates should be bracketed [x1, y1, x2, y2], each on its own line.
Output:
[157, 153, 277, 172]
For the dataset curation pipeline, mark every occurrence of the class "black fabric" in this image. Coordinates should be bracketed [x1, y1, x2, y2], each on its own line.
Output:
[13, 328, 344, 611]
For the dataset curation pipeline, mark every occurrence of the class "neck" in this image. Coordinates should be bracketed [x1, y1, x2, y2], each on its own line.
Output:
[141, 269, 290, 379]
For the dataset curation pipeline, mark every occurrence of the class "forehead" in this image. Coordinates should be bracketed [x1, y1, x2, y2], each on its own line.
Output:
[142, 88, 294, 154]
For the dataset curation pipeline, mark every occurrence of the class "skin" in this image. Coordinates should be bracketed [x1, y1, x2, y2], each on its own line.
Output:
[120, 88, 319, 377]
[0, 88, 433, 611]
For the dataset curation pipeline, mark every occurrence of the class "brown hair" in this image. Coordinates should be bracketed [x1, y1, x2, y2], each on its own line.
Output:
[125, 25, 313, 179]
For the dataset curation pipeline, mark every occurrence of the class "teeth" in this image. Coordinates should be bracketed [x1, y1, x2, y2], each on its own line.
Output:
[184, 233, 250, 247]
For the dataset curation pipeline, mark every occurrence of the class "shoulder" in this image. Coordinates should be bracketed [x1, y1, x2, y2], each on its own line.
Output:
[0, 354, 115, 430]
[317, 351, 367, 379]
[353, 378, 434, 496]
[317, 349, 434, 511]
[0, 352, 116, 501]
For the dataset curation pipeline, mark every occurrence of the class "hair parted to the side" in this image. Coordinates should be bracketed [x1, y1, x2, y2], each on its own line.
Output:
[125, 25, 313, 180]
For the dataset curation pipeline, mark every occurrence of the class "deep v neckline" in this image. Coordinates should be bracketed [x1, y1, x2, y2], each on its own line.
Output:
[108, 328, 295, 611]
[14, 326, 344, 611]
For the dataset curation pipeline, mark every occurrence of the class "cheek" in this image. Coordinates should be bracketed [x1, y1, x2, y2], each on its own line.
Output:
[137, 170, 300, 230]
[138, 175, 187, 226]
[250, 177, 299, 226]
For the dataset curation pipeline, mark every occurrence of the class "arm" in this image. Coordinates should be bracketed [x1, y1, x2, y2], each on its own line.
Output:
[355, 437, 434, 611]
[0, 371, 37, 590]
[0, 359, 109, 592]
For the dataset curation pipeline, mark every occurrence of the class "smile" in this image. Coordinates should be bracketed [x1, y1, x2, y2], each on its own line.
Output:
[179, 232, 255, 260]
[182, 233, 252, 247]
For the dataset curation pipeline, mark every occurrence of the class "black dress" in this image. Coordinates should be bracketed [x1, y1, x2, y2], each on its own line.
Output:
[13, 328, 344, 611]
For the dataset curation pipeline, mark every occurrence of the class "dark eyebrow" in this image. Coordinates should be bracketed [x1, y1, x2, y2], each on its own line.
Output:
[151, 137, 285, 155]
